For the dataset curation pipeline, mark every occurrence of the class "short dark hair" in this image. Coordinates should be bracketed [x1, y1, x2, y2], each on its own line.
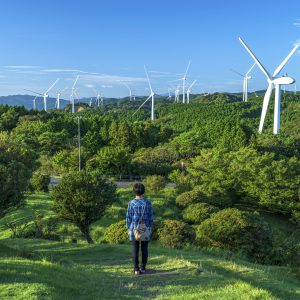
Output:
[133, 183, 145, 196]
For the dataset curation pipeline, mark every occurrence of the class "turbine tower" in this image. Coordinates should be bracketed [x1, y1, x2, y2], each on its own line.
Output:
[174, 86, 180, 103]
[56, 87, 68, 110]
[239, 37, 299, 134]
[33, 96, 37, 110]
[232, 63, 256, 102]
[132, 65, 155, 121]
[181, 61, 191, 104]
[70, 76, 79, 113]
[186, 80, 197, 104]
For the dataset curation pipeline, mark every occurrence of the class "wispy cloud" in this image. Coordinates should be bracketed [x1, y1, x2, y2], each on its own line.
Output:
[3, 65, 41, 69]
[293, 19, 300, 27]
[79, 73, 147, 84]
[41, 68, 89, 74]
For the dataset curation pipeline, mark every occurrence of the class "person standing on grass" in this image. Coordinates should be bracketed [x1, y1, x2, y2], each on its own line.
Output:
[126, 183, 154, 275]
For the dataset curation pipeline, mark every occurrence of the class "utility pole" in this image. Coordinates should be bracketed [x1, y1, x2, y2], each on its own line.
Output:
[77, 116, 82, 171]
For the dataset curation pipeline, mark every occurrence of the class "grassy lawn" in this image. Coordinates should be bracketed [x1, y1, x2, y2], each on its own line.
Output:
[0, 191, 299, 299]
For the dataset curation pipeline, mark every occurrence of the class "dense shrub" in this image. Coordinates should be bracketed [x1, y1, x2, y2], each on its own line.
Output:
[157, 219, 196, 249]
[196, 208, 273, 263]
[175, 190, 201, 208]
[30, 172, 50, 192]
[143, 175, 166, 192]
[103, 220, 128, 244]
[182, 203, 219, 224]
[271, 230, 300, 267]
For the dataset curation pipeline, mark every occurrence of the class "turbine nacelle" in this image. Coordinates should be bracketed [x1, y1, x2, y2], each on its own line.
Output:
[272, 76, 295, 85]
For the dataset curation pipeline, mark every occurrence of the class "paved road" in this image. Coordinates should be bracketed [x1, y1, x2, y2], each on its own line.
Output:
[50, 177, 175, 189]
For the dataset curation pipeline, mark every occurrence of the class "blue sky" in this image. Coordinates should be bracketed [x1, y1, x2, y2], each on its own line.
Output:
[0, 0, 300, 98]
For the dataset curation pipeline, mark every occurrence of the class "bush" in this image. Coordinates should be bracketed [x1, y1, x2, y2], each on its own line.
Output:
[143, 175, 166, 193]
[157, 219, 196, 249]
[176, 190, 200, 208]
[182, 203, 219, 224]
[103, 220, 128, 244]
[196, 208, 273, 263]
[30, 172, 50, 192]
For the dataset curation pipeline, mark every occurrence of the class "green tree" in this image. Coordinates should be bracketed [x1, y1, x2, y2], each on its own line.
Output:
[0, 132, 36, 216]
[52, 171, 116, 243]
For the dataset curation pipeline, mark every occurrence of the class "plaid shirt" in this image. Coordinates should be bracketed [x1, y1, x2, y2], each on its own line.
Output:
[126, 198, 154, 241]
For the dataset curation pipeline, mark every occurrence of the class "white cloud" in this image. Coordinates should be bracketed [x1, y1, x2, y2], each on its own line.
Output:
[3, 65, 41, 69]
[41, 68, 89, 74]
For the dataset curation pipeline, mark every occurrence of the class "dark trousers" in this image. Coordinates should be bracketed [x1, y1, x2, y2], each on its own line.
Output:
[132, 240, 148, 271]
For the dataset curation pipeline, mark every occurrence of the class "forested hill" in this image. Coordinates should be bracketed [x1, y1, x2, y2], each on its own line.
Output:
[0, 92, 300, 274]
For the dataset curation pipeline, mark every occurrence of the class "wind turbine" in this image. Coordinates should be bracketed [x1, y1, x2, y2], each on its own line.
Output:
[24, 78, 59, 112]
[133, 65, 155, 120]
[239, 37, 299, 134]
[122, 82, 132, 101]
[93, 88, 103, 107]
[32, 96, 38, 110]
[181, 60, 191, 104]
[56, 86, 68, 110]
[167, 88, 172, 101]
[186, 80, 197, 104]
[174, 86, 180, 103]
[70, 76, 79, 113]
[231, 63, 256, 102]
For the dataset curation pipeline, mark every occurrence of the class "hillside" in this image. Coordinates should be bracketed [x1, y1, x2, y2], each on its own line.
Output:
[0, 192, 299, 299]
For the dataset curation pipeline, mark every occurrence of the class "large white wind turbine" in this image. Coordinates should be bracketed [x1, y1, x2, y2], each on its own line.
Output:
[70, 76, 79, 113]
[133, 65, 155, 120]
[232, 63, 256, 102]
[239, 37, 299, 134]
[25, 78, 59, 112]
[181, 61, 191, 104]
[186, 80, 197, 104]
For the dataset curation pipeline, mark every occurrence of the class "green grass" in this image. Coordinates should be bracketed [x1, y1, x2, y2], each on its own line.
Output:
[0, 239, 299, 299]
[0, 191, 299, 299]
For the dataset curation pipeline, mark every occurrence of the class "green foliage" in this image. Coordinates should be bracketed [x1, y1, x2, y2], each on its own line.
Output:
[157, 219, 196, 249]
[196, 208, 273, 263]
[169, 170, 193, 194]
[182, 203, 219, 224]
[143, 175, 166, 192]
[175, 190, 201, 208]
[52, 171, 116, 243]
[87, 146, 131, 176]
[30, 172, 50, 192]
[103, 220, 128, 244]
[0, 131, 36, 215]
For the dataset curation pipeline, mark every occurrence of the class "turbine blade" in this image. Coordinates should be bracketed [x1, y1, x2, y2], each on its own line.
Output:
[144, 65, 153, 93]
[246, 62, 256, 76]
[45, 78, 60, 94]
[189, 80, 197, 89]
[239, 37, 271, 80]
[72, 75, 79, 89]
[132, 94, 152, 116]
[23, 89, 43, 96]
[259, 83, 273, 133]
[183, 60, 191, 78]
[231, 69, 244, 78]
[273, 44, 299, 77]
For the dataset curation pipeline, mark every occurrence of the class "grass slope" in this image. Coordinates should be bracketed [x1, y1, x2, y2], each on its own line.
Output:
[1, 239, 300, 300]
[0, 192, 299, 299]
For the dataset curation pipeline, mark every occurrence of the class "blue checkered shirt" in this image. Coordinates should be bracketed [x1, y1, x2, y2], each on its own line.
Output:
[126, 198, 154, 241]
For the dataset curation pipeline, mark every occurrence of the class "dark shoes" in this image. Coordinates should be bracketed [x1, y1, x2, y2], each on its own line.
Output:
[133, 268, 146, 275]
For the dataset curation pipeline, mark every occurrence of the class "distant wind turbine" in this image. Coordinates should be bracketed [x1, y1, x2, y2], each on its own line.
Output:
[70, 76, 79, 113]
[186, 80, 197, 104]
[181, 61, 191, 104]
[231, 62, 256, 102]
[24, 78, 59, 112]
[133, 65, 155, 120]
